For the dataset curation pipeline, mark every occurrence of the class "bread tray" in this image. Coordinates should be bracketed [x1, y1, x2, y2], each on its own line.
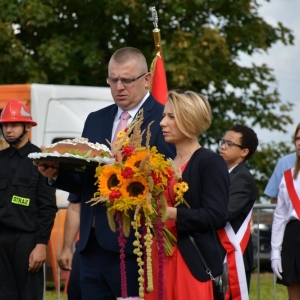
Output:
[28, 152, 115, 173]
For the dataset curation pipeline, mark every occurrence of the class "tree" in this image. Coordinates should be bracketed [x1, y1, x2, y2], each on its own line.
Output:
[0, 0, 295, 200]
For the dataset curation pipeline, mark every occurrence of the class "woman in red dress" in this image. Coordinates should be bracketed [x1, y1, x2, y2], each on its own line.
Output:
[145, 90, 230, 300]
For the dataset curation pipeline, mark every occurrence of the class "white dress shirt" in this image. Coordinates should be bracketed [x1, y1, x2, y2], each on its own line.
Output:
[271, 168, 300, 259]
[111, 92, 149, 140]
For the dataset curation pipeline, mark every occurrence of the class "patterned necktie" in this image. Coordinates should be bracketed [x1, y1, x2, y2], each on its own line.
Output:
[112, 111, 131, 142]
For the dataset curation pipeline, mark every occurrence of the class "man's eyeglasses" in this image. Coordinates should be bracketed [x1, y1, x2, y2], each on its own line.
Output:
[106, 73, 147, 86]
[219, 139, 243, 149]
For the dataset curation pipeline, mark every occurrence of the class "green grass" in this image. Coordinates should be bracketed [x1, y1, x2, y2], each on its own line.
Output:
[44, 281, 67, 300]
[44, 272, 289, 300]
[250, 271, 288, 300]
[45, 290, 67, 300]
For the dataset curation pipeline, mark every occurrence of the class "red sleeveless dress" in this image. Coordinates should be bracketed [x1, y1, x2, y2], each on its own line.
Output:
[145, 162, 213, 300]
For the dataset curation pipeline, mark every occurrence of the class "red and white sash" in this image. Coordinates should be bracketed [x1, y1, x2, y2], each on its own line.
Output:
[217, 209, 252, 300]
[284, 169, 300, 219]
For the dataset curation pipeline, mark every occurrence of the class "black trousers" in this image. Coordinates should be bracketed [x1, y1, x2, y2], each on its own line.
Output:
[80, 233, 139, 300]
[0, 226, 43, 300]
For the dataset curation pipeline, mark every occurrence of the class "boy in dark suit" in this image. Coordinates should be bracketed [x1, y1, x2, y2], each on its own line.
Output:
[218, 124, 258, 296]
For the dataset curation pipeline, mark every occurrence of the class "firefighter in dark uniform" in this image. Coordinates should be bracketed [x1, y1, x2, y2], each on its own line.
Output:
[0, 98, 57, 300]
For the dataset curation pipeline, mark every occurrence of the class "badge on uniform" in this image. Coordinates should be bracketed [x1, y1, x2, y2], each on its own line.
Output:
[11, 195, 30, 206]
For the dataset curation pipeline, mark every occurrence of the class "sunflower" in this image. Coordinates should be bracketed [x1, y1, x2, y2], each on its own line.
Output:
[124, 149, 150, 170]
[121, 176, 149, 200]
[98, 165, 123, 195]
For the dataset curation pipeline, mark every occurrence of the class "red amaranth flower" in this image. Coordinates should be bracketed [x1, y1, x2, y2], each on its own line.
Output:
[109, 190, 122, 201]
[116, 212, 128, 298]
[151, 172, 162, 184]
[166, 168, 174, 178]
[121, 167, 134, 179]
[154, 197, 165, 300]
[122, 145, 135, 157]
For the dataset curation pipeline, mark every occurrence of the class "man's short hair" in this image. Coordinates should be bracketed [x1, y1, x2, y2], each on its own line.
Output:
[109, 47, 148, 73]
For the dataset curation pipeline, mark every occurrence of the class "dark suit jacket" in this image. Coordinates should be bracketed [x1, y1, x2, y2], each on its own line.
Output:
[176, 148, 230, 281]
[53, 94, 176, 254]
[220, 162, 256, 272]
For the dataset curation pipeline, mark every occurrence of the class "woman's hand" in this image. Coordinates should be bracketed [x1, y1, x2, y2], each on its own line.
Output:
[271, 258, 283, 280]
[166, 207, 177, 221]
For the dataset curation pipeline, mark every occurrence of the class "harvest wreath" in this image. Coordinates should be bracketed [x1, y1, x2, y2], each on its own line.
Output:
[28, 137, 114, 169]
[87, 110, 187, 300]
[43, 137, 113, 159]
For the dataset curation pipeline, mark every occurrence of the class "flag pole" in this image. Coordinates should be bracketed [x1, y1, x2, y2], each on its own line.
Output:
[151, 7, 164, 61]
[149, 6, 168, 104]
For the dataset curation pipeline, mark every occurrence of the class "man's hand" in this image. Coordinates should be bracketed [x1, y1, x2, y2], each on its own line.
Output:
[58, 248, 74, 271]
[28, 244, 47, 273]
[271, 259, 283, 280]
[34, 161, 59, 178]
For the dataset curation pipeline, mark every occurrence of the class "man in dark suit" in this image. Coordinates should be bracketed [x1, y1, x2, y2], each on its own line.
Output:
[218, 124, 258, 295]
[37, 47, 175, 300]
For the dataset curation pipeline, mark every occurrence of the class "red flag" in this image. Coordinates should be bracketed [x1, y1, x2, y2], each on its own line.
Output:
[149, 53, 168, 105]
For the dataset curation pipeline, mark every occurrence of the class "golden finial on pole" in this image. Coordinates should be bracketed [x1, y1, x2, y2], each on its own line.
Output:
[151, 7, 164, 61]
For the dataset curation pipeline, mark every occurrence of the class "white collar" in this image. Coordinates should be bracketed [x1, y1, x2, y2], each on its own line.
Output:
[228, 164, 239, 173]
[115, 92, 149, 121]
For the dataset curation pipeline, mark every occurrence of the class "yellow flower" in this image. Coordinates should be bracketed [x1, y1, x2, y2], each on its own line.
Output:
[173, 181, 190, 208]
[174, 182, 188, 194]
[116, 130, 130, 146]
[125, 149, 150, 170]
[122, 177, 149, 199]
[98, 165, 123, 195]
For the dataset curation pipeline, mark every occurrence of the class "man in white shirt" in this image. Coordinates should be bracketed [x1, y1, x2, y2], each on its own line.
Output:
[264, 152, 296, 204]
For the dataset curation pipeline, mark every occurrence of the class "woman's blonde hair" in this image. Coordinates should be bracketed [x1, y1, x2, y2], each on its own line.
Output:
[167, 90, 212, 138]
[293, 123, 300, 179]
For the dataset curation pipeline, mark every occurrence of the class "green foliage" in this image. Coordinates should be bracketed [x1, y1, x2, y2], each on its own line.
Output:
[0, 0, 295, 201]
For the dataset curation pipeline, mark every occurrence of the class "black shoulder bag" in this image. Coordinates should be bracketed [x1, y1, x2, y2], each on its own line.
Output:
[189, 235, 228, 300]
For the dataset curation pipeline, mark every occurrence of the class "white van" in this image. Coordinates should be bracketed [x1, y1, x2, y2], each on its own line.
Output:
[0, 83, 114, 205]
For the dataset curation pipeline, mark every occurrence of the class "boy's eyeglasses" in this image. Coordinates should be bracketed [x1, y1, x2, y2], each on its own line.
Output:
[219, 139, 243, 149]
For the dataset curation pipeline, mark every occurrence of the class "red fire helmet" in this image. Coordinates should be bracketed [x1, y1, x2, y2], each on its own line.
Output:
[0, 98, 37, 126]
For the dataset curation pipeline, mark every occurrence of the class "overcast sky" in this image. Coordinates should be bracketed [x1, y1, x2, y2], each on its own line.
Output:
[239, 0, 300, 146]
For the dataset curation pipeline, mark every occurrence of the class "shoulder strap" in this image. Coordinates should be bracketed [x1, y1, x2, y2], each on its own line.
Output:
[284, 169, 300, 219]
[189, 235, 215, 281]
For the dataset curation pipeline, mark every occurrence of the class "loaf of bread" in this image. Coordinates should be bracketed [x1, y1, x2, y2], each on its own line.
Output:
[44, 137, 112, 158]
